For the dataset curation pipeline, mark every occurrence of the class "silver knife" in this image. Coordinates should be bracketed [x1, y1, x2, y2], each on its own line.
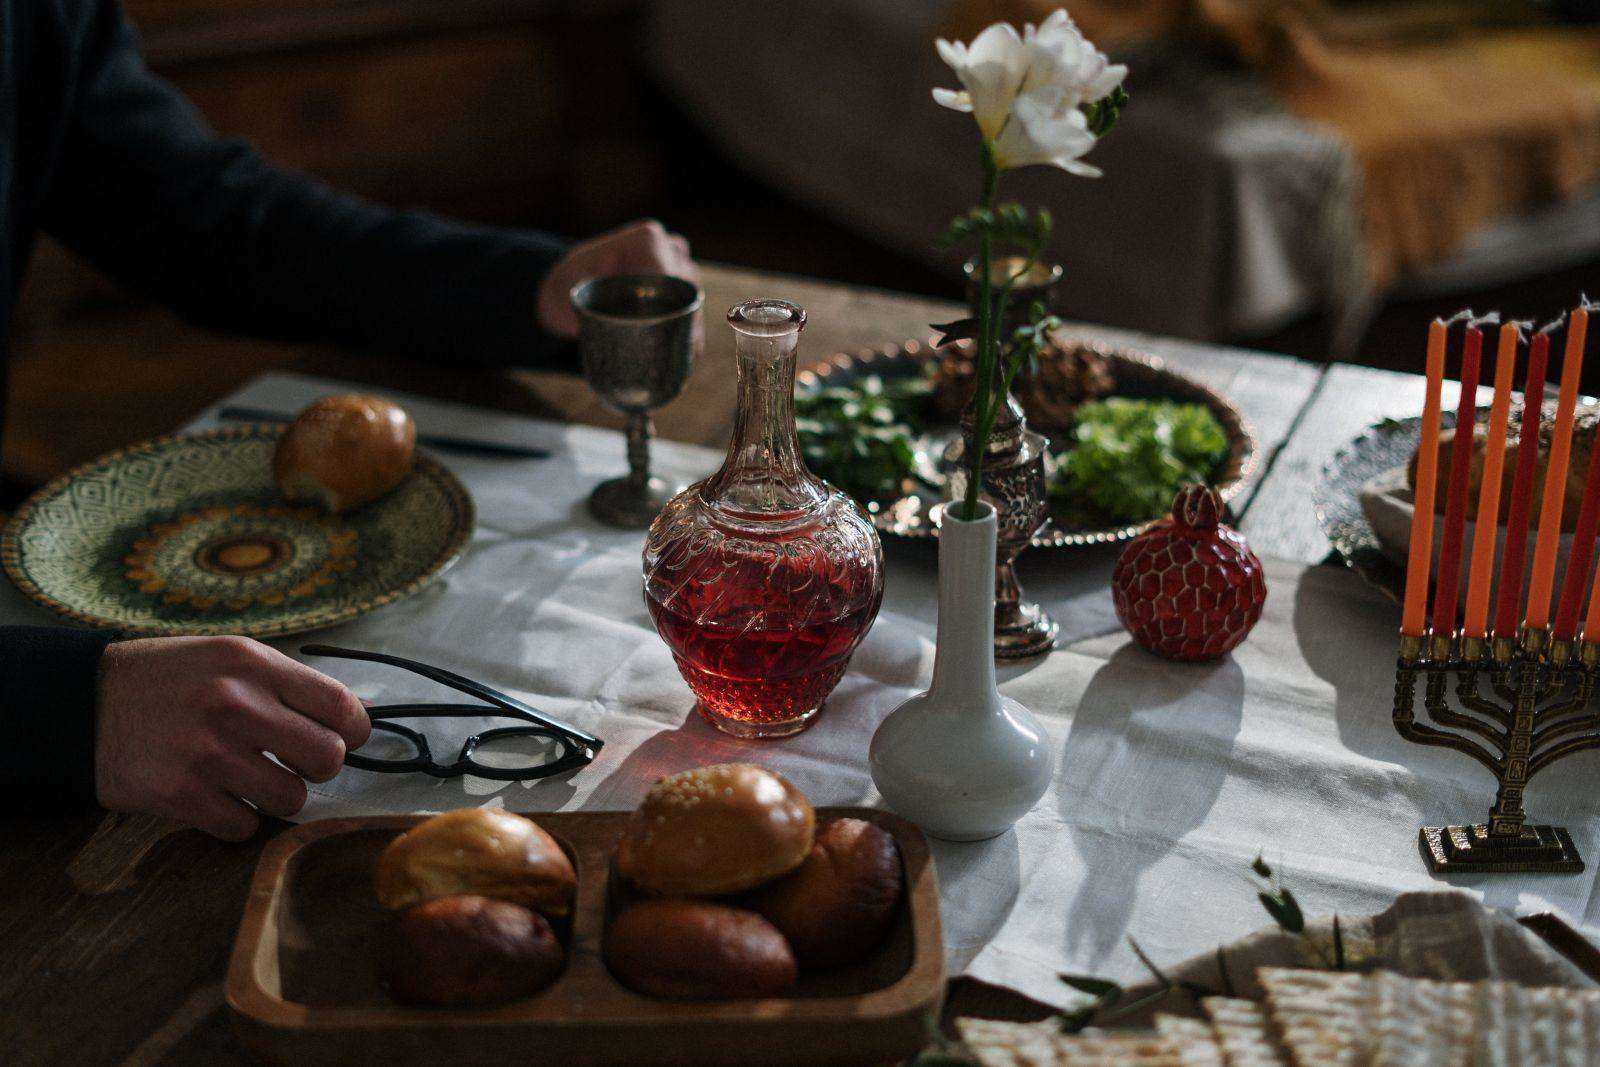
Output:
[217, 406, 553, 460]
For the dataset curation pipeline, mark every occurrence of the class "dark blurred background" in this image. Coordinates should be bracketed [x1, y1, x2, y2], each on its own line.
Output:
[6, 0, 1598, 502]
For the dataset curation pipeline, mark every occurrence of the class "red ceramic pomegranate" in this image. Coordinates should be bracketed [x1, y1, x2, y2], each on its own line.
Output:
[1111, 485, 1266, 662]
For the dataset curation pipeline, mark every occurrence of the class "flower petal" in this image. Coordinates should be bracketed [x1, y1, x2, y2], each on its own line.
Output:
[966, 22, 1026, 70]
[932, 87, 974, 113]
[935, 37, 967, 71]
[1053, 158, 1103, 177]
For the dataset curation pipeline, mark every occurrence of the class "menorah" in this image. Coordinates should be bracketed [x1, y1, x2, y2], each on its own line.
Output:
[1393, 301, 1595, 875]
[1395, 631, 1595, 873]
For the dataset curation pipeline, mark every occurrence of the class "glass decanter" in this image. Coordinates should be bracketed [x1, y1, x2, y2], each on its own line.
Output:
[643, 299, 884, 738]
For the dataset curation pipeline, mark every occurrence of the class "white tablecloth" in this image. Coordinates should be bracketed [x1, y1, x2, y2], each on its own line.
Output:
[6, 373, 1600, 1010]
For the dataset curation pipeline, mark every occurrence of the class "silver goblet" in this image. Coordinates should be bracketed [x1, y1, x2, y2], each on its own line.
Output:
[571, 274, 702, 528]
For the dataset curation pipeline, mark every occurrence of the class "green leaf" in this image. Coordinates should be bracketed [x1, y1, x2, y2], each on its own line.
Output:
[1059, 975, 1123, 1004]
[1058, 1005, 1099, 1034]
[1259, 889, 1306, 934]
[931, 317, 979, 348]
[1251, 855, 1273, 879]
[1127, 937, 1171, 988]
[1216, 945, 1236, 997]
[1083, 85, 1130, 138]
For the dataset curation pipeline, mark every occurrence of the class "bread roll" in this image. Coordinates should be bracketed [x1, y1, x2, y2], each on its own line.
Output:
[274, 394, 415, 513]
[749, 817, 903, 969]
[375, 809, 576, 917]
[603, 900, 797, 999]
[616, 764, 814, 896]
[382, 895, 564, 1007]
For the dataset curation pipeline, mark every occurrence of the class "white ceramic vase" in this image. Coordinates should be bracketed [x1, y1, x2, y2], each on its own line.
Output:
[869, 502, 1053, 841]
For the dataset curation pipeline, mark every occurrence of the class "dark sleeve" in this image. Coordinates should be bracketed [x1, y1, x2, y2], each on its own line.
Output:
[39, 0, 575, 371]
[0, 627, 114, 804]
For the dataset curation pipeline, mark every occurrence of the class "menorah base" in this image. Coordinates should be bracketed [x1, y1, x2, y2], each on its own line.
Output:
[1419, 824, 1585, 874]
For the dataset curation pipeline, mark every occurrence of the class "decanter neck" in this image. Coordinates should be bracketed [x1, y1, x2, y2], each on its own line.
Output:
[704, 299, 826, 519]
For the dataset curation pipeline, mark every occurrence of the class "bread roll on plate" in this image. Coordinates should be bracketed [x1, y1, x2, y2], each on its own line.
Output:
[375, 808, 576, 917]
[382, 894, 565, 1007]
[274, 394, 415, 513]
[604, 900, 797, 999]
[616, 764, 814, 896]
[749, 817, 903, 969]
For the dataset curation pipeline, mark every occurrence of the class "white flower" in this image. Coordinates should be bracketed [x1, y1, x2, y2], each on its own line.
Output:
[932, 21, 1029, 141]
[933, 8, 1127, 176]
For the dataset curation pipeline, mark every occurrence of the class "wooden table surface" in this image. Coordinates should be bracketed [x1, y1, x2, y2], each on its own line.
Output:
[0, 262, 1434, 1064]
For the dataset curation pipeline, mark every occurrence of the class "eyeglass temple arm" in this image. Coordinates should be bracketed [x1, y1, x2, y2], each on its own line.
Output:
[300, 645, 602, 749]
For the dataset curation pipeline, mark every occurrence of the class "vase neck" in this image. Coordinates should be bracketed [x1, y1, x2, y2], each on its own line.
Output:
[929, 507, 999, 700]
[703, 299, 826, 520]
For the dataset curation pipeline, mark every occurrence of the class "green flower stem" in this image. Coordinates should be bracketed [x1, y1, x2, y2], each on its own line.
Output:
[961, 143, 1002, 522]
[963, 233, 1045, 523]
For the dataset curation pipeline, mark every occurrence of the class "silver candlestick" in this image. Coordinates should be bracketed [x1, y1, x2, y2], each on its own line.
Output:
[939, 256, 1063, 658]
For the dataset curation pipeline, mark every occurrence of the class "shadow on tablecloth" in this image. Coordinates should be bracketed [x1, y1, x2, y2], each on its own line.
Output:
[1057, 645, 1246, 964]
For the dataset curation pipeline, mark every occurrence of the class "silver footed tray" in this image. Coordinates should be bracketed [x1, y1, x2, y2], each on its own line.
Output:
[796, 337, 1257, 549]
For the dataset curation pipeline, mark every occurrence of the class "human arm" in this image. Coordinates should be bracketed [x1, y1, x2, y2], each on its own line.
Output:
[37, 2, 701, 368]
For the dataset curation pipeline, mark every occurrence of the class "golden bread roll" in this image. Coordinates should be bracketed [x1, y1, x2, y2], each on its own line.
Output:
[749, 817, 904, 969]
[274, 394, 415, 513]
[375, 808, 576, 916]
[603, 900, 797, 999]
[1407, 407, 1597, 532]
[382, 895, 565, 1007]
[616, 764, 815, 896]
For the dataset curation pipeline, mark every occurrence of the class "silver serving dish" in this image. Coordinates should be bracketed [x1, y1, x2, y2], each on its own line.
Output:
[1312, 415, 1422, 604]
[797, 337, 1258, 549]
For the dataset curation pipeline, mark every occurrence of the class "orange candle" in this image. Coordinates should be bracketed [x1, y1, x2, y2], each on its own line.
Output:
[1401, 319, 1449, 636]
[1431, 324, 1483, 633]
[1524, 315, 1586, 631]
[1463, 320, 1517, 638]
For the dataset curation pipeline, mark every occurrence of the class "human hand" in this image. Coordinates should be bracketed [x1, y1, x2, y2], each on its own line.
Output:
[94, 636, 370, 841]
[536, 218, 699, 339]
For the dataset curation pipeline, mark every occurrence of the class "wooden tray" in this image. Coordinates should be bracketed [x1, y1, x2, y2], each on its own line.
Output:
[226, 808, 944, 1066]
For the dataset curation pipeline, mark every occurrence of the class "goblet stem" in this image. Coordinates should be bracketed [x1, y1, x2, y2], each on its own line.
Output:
[626, 412, 654, 489]
[996, 559, 1022, 616]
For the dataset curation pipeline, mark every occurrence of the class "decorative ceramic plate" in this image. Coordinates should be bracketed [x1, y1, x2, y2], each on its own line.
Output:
[1, 426, 474, 638]
[797, 337, 1258, 548]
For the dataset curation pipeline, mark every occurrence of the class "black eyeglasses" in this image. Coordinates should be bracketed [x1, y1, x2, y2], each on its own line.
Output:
[301, 645, 603, 781]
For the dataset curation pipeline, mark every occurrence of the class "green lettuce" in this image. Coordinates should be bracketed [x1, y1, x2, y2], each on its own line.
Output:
[1053, 398, 1229, 525]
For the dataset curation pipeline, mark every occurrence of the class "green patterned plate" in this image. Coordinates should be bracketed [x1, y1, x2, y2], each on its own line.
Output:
[1, 425, 474, 638]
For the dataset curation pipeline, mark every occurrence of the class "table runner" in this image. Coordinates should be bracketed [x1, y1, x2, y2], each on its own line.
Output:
[5, 373, 1599, 1011]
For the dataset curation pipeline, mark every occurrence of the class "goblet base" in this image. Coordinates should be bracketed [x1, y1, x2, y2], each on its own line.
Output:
[696, 702, 821, 739]
[995, 599, 1058, 659]
[588, 476, 675, 529]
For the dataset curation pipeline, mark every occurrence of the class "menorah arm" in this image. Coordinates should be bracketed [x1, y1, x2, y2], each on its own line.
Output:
[1396, 719, 1506, 776]
[1529, 730, 1600, 777]
[1426, 704, 1509, 751]
[1455, 673, 1514, 728]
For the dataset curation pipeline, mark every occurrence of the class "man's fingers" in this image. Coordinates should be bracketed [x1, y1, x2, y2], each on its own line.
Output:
[218, 752, 308, 819]
[193, 790, 262, 842]
[262, 653, 370, 749]
[229, 698, 349, 783]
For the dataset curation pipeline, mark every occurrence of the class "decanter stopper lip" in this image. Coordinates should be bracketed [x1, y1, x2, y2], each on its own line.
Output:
[728, 298, 806, 337]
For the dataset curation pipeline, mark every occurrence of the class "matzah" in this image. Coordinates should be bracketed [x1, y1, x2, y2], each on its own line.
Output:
[1202, 997, 1288, 1066]
[1156, 1014, 1226, 1066]
[1258, 967, 1369, 1066]
[955, 1017, 1190, 1066]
